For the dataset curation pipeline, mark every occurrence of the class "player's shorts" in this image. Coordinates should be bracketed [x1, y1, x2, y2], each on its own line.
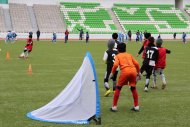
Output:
[140, 63, 154, 78]
[117, 69, 137, 87]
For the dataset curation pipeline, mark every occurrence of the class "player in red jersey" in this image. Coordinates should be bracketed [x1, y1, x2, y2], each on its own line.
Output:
[152, 38, 171, 89]
[136, 33, 151, 59]
[64, 29, 69, 43]
[19, 35, 33, 59]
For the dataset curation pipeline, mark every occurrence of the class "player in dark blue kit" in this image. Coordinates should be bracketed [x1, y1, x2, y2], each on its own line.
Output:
[103, 39, 118, 97]
[52, 32, 57, 43]
[86, 32, 89, 43]
[182, 32, 186, 44]
[138, 37, 159, 92]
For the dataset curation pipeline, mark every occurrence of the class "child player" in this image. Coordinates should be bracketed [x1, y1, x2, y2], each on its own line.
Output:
[138, 37, 159, 92]
[136, 32, 151, 59]
[86, 32, 89, 43]
[152, 38, 171, 89]
[182, 32, 187, 44]
[110, 43, 140, 112]
[103, 33, 120, 96]
[103, 39, 118, 97]
[19, 35, 33, 59]
[5, 31, 13, 43]
[52, 32, 57, 43]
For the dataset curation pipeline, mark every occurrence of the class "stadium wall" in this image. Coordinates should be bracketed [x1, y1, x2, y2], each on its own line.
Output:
[0, 32, 189, 40]
[8, 0, 59, 6]
[62, 0, 175, 8]
[6, 0, 189, 8]
[0, 3, 8, 8]
[7, 0, 190, 7]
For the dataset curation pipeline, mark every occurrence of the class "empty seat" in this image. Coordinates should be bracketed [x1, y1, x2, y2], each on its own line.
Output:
[33, 4, 65, 33]
[9, 3, 32, 32]
[0, 7, 6, 32]
[113, 4, 190, 34]
[60, 2, 118, 34]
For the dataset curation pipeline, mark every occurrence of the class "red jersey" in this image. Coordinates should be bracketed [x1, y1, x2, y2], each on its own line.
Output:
[65, 30, 69, 36]
[155, 47, 167, 69]
[25, 38, 33, 52]
[142, 39, 149, 59]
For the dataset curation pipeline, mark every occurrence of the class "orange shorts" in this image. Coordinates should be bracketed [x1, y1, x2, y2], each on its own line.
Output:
[117, 70, 137, 87]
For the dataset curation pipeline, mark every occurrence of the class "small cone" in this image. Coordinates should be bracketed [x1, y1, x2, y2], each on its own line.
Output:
[6, 52, 10, 60]
[28, 64, 32, 75]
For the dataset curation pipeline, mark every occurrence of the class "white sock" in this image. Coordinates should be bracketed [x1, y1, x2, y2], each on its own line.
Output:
[20, 52, 24, 57]
[104, 82, 109, 90]
[161, 74, 166, 85]
[24, 51, 29, 57]
[153, 74, 157, 87]
[145, 79, 150, 87]
[135, 106, 139, 110]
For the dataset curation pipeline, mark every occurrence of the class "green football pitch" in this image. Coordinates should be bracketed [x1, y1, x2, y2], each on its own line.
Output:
[0, 39, 190, 127]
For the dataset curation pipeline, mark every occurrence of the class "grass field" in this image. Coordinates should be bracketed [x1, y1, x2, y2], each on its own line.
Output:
[0, 39, 190, 127]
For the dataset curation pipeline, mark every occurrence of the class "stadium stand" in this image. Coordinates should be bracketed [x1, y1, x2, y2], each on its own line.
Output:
[0, 0, 190, 39]
[33, 4, 65, 33]
[27, 6, 38, 32]
[3, 8, 12, 31]
[60, 2, 118, 34]
[185, 5, 190, 15]
[9, 3, 32, 32]
[113, 4, 190, 33]
[0, 7, 6, 32]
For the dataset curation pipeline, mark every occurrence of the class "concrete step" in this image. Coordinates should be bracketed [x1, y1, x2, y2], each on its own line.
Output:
[107, 8, 124, 33]
[3, 9, 12, 31]
[27, 6, 38, 32]
[180, 9, 190, 21]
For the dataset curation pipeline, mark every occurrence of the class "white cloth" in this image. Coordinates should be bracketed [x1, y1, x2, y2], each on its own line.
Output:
[27, 52, 100, 124]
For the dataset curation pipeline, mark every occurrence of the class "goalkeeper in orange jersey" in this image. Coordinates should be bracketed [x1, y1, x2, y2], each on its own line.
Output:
[110, 43, 141, 112]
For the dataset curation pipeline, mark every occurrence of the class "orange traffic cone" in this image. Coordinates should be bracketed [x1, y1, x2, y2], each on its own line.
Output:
[6, 52, 10, 60]
[28, 64, 32, 75]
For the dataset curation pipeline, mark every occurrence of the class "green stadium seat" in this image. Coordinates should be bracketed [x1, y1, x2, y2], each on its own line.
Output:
[113, 4, 190, 34]
[60, 2, 118, 34]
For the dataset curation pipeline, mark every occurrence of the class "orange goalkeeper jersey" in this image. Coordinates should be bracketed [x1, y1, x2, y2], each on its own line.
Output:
[112, 52, 140, 74]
